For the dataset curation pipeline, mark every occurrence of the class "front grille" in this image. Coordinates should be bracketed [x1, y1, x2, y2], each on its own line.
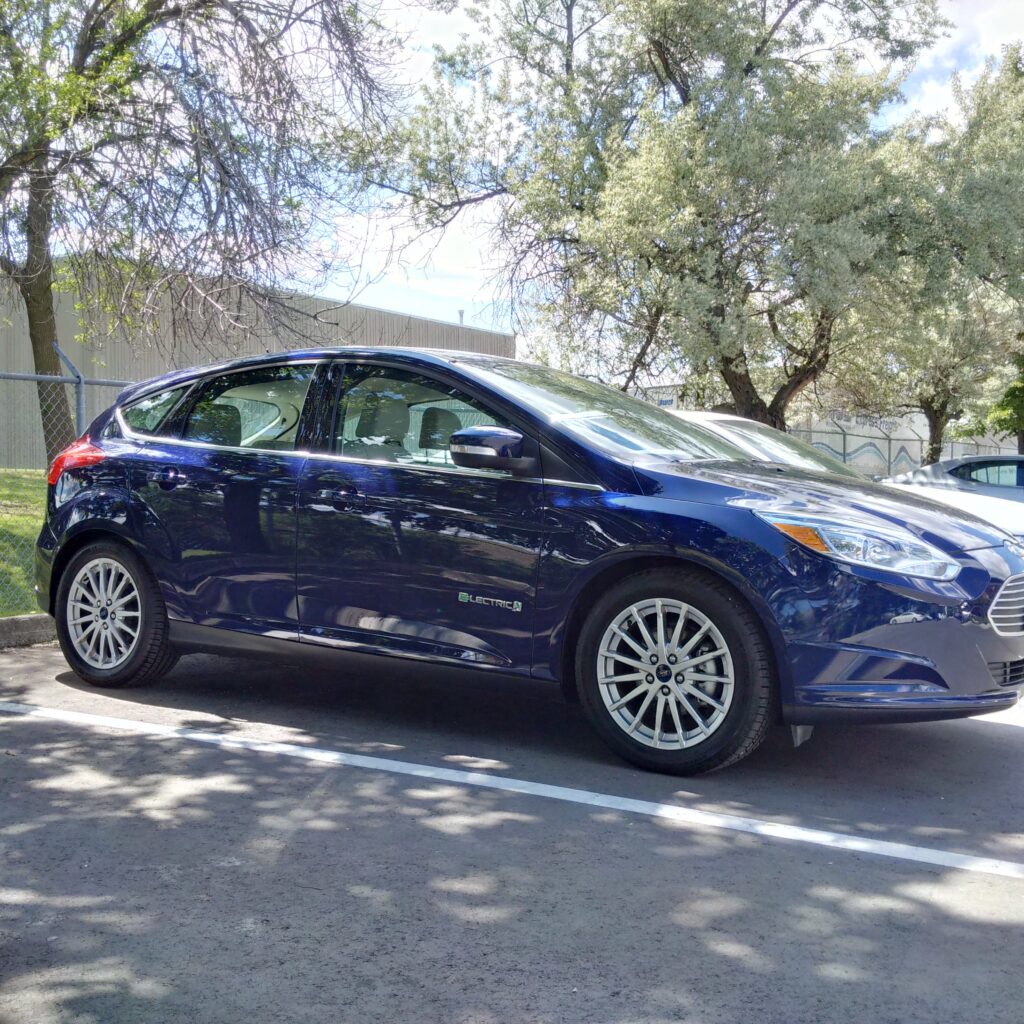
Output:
[988, 575, 1024, 637]
[988, 659, 1024, 688]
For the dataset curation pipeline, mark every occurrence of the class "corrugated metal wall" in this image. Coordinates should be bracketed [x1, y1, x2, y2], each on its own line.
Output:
[0, 286, 514, 468]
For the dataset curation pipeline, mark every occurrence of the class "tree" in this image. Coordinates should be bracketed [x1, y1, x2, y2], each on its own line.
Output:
[826, 275, 1020, 464]
[0, 0, 395, 458]
[376, 0, 944, 426]
[989, 354, 1024, 455]
[846, 46, 1024, 462]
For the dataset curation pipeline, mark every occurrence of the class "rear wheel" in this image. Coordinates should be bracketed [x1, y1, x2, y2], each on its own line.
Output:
[55, 540, 177, 688]
[575, 569, 775, 774]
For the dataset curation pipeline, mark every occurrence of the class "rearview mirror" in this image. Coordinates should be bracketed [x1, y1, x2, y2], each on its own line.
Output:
[449, 425, 537, 476]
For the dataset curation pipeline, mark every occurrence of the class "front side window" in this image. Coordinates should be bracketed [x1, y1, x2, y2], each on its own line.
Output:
[183, 364, 315, 451]
[121, 385, 189, 436]
[333, 365, 513, 470]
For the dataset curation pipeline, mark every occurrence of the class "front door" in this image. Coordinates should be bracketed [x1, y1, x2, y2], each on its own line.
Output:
[297, 362, 546, 671]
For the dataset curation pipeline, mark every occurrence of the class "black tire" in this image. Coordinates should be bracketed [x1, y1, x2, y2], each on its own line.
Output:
[575, 568, 775, 774]
[55, 539, 178, 688]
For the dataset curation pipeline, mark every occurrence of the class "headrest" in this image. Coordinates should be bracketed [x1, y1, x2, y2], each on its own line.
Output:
[188, 402, 242, 447]
[354, 393, 410, 444]
[419, 407, 462, 450]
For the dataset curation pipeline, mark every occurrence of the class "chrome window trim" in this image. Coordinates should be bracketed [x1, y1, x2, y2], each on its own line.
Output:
[116, 409, 605, 490]
[306, 450, 605, 489]
[116, 408, 312, 459]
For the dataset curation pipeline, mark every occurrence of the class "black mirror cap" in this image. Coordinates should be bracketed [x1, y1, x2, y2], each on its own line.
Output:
[449, 425, 538, 476]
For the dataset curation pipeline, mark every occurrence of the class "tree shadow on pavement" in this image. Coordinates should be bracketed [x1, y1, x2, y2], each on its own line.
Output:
[21, 643, 1023, 867]
[1, 709, 1022, 1024]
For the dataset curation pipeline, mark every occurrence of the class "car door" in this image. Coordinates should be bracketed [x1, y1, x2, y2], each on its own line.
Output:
[132, 361, 319, 638]
[296, 360, 546, 671]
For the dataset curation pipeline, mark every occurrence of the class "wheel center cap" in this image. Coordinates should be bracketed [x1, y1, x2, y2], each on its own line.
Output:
[99, 608, 108, 620]
[655, 663, 672, 682]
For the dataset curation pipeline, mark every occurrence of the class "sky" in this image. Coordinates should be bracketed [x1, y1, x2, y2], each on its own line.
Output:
[327, 0, 1024, 336]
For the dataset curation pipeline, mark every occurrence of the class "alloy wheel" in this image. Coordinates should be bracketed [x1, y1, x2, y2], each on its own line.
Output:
[596, 598, 735, 749]
[66, 557, 143, 670]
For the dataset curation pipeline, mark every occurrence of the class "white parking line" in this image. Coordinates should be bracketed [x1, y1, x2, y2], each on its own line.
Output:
[3, 698, 1023, 880]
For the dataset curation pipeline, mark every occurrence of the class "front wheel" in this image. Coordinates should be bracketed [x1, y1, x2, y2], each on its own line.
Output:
[575, 569, 775, 775]
[55, 540, 177, 688]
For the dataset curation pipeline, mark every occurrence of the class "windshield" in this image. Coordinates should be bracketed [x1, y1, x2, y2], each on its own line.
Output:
[710, 418, 863, 478]
[458, 360, 747, 462]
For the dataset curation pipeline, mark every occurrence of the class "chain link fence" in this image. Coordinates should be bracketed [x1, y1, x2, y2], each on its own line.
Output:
[0, 370, 128, 617]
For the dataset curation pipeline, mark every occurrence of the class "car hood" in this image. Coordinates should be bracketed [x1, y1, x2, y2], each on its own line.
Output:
[633, 459, 1011, 554]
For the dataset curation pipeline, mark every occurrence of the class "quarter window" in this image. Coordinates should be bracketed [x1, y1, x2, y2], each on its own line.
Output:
[333, 365, 513, 470]
[184, 364, 315, 451]
[121, 385, 189, 435]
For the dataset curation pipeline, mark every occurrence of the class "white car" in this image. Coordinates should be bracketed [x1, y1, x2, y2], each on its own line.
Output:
[673, 411, 1024, 541]
[887, 456, 1024, 502]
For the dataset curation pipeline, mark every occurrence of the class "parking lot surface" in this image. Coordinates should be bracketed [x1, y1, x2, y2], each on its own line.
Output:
[2, 643, 1023, 1024]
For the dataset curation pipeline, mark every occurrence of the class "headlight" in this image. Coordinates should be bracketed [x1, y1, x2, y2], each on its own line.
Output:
[756, 512, 961, 581]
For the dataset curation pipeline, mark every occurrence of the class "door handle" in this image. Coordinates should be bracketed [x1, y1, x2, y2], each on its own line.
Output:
[315, 486, 362, 510]
[148, 467, 188, 489]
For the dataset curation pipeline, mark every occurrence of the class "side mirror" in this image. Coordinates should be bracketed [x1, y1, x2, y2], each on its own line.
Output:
[449, 425, 537, 476]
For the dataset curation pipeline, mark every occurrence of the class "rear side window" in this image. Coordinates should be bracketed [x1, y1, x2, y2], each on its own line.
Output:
[121, 385, 189, 435]
[183, 364, 315, 451]
[953, 461, 1024, 487]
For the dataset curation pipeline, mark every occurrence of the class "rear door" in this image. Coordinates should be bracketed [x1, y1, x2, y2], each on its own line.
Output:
[130, 361, 319, 638]
[296, 360, 546, 671]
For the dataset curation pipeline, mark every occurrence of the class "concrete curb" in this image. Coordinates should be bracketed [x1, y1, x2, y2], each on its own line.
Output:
[0, 613, 56, 650]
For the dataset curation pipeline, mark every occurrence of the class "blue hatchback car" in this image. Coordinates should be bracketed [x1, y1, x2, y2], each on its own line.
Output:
[36, 347, 1024, 773]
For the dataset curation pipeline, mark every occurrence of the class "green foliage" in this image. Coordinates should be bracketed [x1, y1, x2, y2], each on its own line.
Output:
[386, 0, 951, 422]
[824, 47, 1024, 455]
[385, 1, 1024, 438]
[0, 469, 47, 616]
[989, 354, 1024, 447]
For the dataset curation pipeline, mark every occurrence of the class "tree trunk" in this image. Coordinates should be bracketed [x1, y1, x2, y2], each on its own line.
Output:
[21, 277, 76, 461]
[920, 401, 950, 466]
[20, 159, 76, 463]
[718, 352, 784, 428]
[1018, 430, 1024, 455]
[765, 310, 835, 429]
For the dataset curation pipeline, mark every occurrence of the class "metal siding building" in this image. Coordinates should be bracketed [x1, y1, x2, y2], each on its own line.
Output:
[0, 287, 514, 467]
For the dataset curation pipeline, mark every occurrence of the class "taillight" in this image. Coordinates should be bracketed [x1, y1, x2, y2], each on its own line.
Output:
[47, 436, 106, 486]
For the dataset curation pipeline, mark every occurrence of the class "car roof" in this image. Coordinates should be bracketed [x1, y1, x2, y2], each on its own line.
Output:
[940, 455, 1024, 467]
[117, 346, 517, 403]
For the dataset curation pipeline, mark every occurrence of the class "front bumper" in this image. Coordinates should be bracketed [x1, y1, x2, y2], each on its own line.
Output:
[785, 684, 1020, 725]
[781, 547, 1024, 726]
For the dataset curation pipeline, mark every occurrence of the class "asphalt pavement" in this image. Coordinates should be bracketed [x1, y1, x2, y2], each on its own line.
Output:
[1, 643, 1022, 1024]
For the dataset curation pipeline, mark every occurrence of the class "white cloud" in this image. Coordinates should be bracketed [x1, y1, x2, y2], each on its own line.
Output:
[895, 0, 1024, 119]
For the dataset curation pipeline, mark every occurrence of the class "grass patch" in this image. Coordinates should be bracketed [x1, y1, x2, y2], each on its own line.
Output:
[0, 469, 47, 617]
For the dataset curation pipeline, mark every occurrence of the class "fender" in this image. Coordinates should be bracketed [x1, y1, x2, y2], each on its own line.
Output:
[532, 484, 796, 702]
[551, 545, 792, 697]
[46, 483, 182, 615]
